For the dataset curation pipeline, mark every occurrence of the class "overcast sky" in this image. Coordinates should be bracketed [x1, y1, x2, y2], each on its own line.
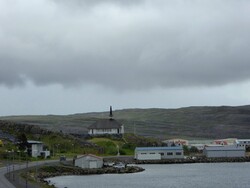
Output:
[1, 0, 250, 116]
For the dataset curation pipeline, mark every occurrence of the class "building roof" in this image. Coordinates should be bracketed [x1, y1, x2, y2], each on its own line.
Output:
[76, 154, 103, 160]
[88, 119, 122, 129]
[27, 140, 43, 144]
[135, 146, 183, 151]
[236, 139, 250, 142]
[204, 145, 245, 151]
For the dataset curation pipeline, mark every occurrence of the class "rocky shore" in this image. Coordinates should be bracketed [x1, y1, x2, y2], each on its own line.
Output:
[35, 165, 144, 187]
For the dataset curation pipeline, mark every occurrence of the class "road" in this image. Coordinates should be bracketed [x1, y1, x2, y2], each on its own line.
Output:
[0, 160, 58, 188]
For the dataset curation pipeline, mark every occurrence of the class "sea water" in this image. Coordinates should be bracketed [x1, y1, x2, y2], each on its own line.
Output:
[47, 162, 250, 188]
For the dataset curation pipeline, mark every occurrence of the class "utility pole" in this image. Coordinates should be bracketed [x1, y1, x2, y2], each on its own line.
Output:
[26, 153, 28, 188]
[12, 150, 15, 181]
[133, 122, 136, 135]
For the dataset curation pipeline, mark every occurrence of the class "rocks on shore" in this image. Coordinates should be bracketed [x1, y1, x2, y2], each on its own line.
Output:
[37, 165, 144, 182]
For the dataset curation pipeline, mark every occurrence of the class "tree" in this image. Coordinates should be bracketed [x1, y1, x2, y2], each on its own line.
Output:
[17, 133, 28, 151]
[189, 146, 199, 153]
[183, 145, 190, 155]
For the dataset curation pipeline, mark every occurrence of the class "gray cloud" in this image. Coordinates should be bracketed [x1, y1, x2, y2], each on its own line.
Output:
[51, 0, 144, 7]
[1, 0, 250, 90]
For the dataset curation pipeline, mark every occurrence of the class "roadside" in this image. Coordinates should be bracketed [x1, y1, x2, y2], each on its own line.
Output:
[0, 160, 59, 188]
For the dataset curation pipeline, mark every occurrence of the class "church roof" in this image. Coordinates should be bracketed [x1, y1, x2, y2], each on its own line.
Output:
[88, 119, 122, 129]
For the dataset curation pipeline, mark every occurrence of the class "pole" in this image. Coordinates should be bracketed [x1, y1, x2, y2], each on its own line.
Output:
[26, 154, 28, 188]
[8, 151, 10, 179]
[53, 145, 55, 158]
[35, 157, 38, 181]
[12, 151, 15, 181]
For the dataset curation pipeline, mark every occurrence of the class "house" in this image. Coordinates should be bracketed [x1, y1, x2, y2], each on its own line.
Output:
[88, 106, 124, 135]
[27, 140, 50, 158]
[212, 138, 237, 146]
[235, 139, 250, 148]
[134, 146, 184, 160]
[188, 140, 213, 151]
[163, 139, 189, 146]
[74, 154, 103, 169]
[203, 145, 245, 158]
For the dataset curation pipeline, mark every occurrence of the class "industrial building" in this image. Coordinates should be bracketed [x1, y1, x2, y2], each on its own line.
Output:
[235, 139, 250, 148]
[203, 145, 245, 158]
[134, 146, 184, 160]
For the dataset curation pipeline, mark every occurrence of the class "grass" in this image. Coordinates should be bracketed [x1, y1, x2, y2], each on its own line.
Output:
[88, 137, 134, 156]
[88, 137, 124, 155]
[4, 106, 250, 139]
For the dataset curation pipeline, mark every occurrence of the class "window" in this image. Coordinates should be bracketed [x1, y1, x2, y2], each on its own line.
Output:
[159, 152, 164, 156]
[150, 153, 155, 154]
[167, 152, 173, 156]
[176, 152, 182, 155]
[141, 153, 147, 155]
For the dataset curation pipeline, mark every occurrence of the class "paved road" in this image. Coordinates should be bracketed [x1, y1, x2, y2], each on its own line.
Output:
[0, 160, 58, 188]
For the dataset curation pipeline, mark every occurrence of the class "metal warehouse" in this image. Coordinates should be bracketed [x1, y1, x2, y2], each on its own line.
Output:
[203, 145, 245, 158]
[134, 146, 184, 160]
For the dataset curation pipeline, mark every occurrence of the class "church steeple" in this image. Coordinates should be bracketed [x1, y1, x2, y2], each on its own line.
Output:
[109, 106, 113, 119]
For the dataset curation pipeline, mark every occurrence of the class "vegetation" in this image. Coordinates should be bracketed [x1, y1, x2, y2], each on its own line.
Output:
[0, 120, 101, 160]
[1, 105, 250, 139]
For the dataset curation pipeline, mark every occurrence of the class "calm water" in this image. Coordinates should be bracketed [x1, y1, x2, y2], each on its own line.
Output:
[47, 163, 250, 188]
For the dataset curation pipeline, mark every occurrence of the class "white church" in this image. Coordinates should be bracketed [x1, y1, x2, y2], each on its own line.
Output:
[88, 106, 124, 135]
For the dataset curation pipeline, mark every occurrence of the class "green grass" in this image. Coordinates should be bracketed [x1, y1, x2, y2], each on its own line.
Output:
[89, 138, 124, 155]
[88, 137, 134, 156]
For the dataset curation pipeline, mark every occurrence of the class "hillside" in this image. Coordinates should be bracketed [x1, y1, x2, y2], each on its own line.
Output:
[1, 105, 250, 139]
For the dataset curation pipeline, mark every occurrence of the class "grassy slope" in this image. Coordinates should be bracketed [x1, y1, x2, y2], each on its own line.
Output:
[1, 105, 250, 139]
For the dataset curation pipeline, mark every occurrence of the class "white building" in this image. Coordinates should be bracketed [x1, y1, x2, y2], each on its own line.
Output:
[188, 140, 213, 151]
[27, 140, 50, 158]
[88, 106, 124, 135]
[235, 139, 250, 148]
[75, 154, 103, 169]
[135, 146, 184, 160]
[163, 139, 189, 146]
[213, 138, 237, 145]
[203, 145, 245, 158]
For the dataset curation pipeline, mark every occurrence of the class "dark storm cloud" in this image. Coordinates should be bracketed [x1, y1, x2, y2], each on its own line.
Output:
[1, 0, 250, 90]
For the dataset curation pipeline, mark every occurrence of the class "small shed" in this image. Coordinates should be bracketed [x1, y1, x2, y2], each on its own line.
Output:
[75, 154, 103, 169]
[203, 145, 245, 158]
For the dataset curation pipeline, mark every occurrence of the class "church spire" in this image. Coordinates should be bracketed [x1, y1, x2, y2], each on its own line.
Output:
[109, 106, 113, 119]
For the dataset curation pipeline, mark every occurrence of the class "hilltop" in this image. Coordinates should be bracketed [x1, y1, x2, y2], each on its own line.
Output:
[1, 105, 250, 139]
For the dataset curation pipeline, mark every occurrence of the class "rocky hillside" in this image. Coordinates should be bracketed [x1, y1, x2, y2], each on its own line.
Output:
[1, 105, 250, 139]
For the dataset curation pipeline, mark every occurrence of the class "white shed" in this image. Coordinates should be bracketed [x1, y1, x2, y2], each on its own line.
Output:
[75, 154, 103, 169]
[203, 145, 245, 158]
[135, 146, 184, 160]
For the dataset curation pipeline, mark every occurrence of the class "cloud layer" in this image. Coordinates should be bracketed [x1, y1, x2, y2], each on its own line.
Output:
[1, 0, 250, 90]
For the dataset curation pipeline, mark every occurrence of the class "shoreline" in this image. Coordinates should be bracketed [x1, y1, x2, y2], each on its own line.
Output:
[4, 157, 250, 188]
[134, 156, 250, 164]
[37, 165, 144, 187]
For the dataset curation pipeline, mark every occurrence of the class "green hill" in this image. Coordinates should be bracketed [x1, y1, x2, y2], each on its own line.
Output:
[1, 105, 250, 139]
